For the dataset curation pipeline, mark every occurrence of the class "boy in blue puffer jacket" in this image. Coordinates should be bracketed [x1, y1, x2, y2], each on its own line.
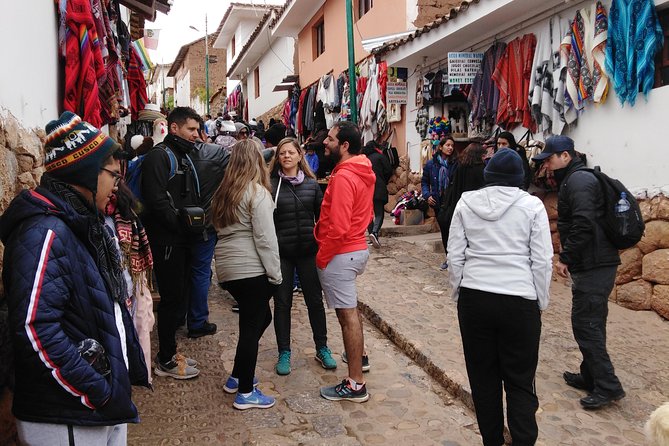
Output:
[0, 112, 149, 445]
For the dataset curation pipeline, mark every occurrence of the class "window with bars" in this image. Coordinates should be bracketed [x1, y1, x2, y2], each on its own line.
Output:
[313, 18, 325, 60]
[357, 0, 373, 20]
[654, 8, 669, 88]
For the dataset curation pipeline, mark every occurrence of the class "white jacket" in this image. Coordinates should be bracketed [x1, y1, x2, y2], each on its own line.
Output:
[448, 186, 553, 310]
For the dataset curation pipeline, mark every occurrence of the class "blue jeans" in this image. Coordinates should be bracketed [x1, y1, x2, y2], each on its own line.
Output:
[188, 230, 217, 330]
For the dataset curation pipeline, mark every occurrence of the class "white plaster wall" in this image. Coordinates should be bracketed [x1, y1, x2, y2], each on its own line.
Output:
[175, 71, 191, 107]
[0, 2, 59, 127]
[246, 37, 295, 119]
[406, 71, 423, 172]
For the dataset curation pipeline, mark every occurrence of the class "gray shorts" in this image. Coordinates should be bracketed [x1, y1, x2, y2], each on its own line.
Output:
[318, 250, 369, 309]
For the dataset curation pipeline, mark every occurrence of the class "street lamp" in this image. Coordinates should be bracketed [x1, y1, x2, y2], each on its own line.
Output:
[189, 14, 209, 115]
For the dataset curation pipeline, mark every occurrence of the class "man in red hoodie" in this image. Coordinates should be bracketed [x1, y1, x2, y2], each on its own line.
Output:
[315, 121, 376, 403]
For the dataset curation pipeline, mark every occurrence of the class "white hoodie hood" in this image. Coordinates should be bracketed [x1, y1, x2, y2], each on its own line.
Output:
[460, 186, 527, 221]
[447, 186, 553, 310]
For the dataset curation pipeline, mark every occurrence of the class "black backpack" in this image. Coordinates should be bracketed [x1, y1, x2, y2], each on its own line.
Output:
[585, 167, 645, 250]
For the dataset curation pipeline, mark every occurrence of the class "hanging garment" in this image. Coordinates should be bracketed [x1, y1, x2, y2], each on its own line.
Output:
[492, 34, 537, 130]
[127, 45, 149, 121]
[606, 0, 664, 106]
[360, 59, 380, 144]
[558, 24, 579, 126]
[317, 74, 340, 128]
[340, 77, 351, 121]
[469, 42, 507, 132]
[296, 87, 308, 135]
[530, 17, 572, 136]
[415, 107, 430, 139]
[63, 0, 106, 128]
[378, 61, 388, 109]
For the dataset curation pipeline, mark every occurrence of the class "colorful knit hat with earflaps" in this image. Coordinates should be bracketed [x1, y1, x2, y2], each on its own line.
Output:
[44, 111, 121, 192]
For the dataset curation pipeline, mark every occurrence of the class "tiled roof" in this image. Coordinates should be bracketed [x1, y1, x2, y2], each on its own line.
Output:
[268, 0, 293, 29]
[166, 36, 209, 77]
[226, 10, 276, 78]
[210, 2, 275, 48]
[372, 0, 481, 57]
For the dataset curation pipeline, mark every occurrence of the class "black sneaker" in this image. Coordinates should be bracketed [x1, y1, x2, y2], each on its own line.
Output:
[368, 233, 380, 249]
[187, 321, 217, 339]
[320, 379, 369, 402]
[563, 371, 593, 391]
[341, 351, 370, 372]
[580, 390, 626, 410]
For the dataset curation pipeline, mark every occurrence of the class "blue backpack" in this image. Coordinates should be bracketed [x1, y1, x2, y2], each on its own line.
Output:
[126, 145, 178, 202]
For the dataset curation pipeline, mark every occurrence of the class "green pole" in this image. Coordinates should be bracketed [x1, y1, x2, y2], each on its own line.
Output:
[345, 0, 357, 124]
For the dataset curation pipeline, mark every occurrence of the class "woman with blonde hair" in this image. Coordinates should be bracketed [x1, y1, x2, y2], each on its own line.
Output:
[211, 139, 282, 410]
[268, 138, 336, 376]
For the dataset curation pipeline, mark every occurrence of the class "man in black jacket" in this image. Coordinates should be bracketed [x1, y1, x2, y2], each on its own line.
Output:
[141, 107, 203, 379]
[363, 141, 392, 248]
[533, 136, 625, 410]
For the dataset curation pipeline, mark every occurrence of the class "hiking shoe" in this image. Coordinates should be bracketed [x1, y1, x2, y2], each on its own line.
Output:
[154, 355, 199, 379]
[275, 350, 291, 375]
[233, 388, 276, 410]
[580, 390, 626, 410]
[440, 261, 448, 270]
[156, 353, 197, 368]
[316, 346, 337, 370]
[341, 351, 370, 372]
[187, 321, 217, 339]
[320, 378, 369, 403]
[563, 371, 593, 391]
[368, 233, 381, 249]
[223, 375, 259, 394]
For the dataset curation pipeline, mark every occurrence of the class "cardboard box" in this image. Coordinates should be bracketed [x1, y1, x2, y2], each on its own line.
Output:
[400, 209, 424, 226]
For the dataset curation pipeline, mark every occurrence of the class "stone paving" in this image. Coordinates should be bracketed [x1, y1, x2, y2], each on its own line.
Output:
[128, 234, 669, 445]
[359, 234, 669, 445]
[128, 280, 482, 445]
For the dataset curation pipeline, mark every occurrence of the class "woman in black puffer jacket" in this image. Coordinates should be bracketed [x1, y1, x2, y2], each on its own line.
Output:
[269, 138, 336, 376]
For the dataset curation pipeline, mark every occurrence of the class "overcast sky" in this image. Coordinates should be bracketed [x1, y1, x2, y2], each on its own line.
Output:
[145, 0, 285, 65]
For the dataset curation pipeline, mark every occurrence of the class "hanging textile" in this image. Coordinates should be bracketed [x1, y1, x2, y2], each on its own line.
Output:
[340, 76, 351, 121]
[492, 34, 537, 130]
[469, 42, 507, 131]
[63, 0, 106, 128]
[317, 74, 340, 128]
[127, 45, 149, 121]
[530, 17, 571, 136]
[296, 87, 308, 136]
[290, 86, 300, 132]
[606, 0, 664, 106]
[360, 59, 379, 144]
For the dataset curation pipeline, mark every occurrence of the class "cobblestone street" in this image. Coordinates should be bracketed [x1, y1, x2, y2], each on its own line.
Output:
[129, 235, 669, 445]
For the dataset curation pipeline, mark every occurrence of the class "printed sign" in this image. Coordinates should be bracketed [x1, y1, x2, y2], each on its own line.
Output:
[387, 81, 407, 104]
[388, 67, 408, 81]
[447, 52, 483, 84]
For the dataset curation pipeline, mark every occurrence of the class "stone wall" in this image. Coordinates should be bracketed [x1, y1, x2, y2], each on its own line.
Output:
[0, 111, 42, 446]
[385, 155, 422, 213]
[414, 0, 465, 28]
[542, 192, 669, 321]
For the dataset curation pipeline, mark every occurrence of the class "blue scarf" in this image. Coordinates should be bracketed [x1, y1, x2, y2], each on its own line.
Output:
[436, 155, 450, 196]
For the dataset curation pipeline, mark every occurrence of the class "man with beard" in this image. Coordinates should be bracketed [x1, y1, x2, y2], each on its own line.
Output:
[315, 121, 375, 403]
[533, 135, 625, 409]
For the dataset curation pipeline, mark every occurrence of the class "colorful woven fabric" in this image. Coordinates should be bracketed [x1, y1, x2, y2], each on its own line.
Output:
[606, 0, 664, 106]
[63, 0, 105, 128]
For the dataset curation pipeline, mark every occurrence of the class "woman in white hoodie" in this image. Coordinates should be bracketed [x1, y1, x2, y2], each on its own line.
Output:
[448, 148, 553, 446]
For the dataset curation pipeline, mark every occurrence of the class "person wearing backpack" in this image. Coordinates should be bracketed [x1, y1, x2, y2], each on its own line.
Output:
[363, 141, 393, 248]
[532, 135, 625, 410]
[141, 107, 204, 380]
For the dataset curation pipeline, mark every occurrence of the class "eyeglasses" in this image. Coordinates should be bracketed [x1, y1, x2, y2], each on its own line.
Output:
[100, 167, 122, 186]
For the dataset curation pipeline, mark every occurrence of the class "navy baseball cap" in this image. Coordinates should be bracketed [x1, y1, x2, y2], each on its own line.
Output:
[532, 135, 575, 161]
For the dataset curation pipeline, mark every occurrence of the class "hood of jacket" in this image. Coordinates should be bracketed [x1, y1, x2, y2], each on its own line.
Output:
[460, 186, 526, 221]
[332, 155, 376, 187]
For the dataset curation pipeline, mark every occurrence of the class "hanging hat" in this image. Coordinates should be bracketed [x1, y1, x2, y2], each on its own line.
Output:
[44, 111, 121, 192]
[138, 103, 166, 122]
[484, 148, 524, 187]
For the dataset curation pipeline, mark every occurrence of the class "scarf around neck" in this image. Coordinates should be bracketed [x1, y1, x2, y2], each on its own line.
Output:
[436, 155, 451, 196]
[42, 175, 128, 304]
[278, 169, 305, 186]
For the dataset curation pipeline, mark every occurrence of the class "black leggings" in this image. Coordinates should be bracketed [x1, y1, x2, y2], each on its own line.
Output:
[223, 275, 276, 393]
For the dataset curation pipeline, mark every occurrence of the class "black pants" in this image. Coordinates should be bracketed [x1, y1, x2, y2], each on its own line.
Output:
[367, 199, 385, 236]
[152, 244, 192, 363]
[224, 275, 276, 393]
[273, 254, 327, 352]
[437, 211, 449, 255]
[458, 287, 541, 446]
[570, 266, 623, 396]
